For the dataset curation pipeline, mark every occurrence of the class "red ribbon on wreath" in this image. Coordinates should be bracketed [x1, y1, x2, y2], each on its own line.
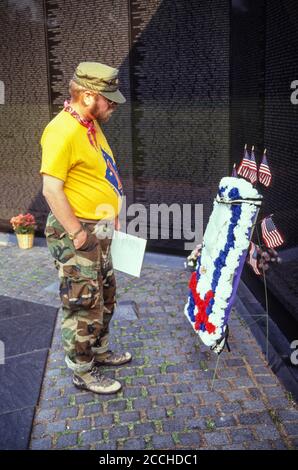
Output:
[189, 272, 216, 334]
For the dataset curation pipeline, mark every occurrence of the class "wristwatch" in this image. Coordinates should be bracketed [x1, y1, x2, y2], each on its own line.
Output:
[68, 226, 85, 240]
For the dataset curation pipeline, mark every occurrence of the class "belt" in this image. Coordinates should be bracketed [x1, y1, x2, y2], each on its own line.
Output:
[78, 217, 115, 226]
[78, 217, 101, 224]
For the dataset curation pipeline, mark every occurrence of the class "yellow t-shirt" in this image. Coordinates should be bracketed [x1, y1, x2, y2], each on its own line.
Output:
[40, 110, 123, 220]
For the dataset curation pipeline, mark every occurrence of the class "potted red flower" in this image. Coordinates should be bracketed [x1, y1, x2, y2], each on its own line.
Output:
[10, 213, 36, 249]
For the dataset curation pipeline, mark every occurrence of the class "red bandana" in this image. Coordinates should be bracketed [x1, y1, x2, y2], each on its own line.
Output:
[63, 100, 98, 149]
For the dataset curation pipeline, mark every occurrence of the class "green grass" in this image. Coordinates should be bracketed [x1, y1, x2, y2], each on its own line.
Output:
[114, 412, 120, 425]
[172, 432, 180, 445]
[68, 395, 75, 406]
[285, 391, 295, 405]
[268, 409, 281, 425]
[160, 360, 175, 374]
[199, 360, 208, 371]
[126, 399, 134, 411]
[136, 368, 144, 377]
[125, 376, 132, 386]
[154, 420, 163, 434]
[205, 418, 216, 431]
[149, 376, 156, 386]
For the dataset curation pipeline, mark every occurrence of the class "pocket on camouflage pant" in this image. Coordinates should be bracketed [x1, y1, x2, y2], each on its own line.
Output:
[45, 225, 75, 264]
[60, 265, 100, 311]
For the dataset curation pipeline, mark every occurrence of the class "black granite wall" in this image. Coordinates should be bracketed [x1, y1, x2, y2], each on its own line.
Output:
[129, 0, 230, 250]
[0, 0, 50, 226]
[230, 0, 266, 167]
[263, 0, 298, 248]
[230, 0, 298, 249]
[0, 0, 230, 250]
[44, 0, 133, 205]
[230, 0, 298, 335]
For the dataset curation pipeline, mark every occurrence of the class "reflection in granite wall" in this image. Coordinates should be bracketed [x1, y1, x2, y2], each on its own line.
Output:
[44, 0, 133, 204]
[264, 0, 298, 247]
[0, 0, 50, 227]
[0, 0, 230, 251]
[231, 0, 298, 249]
[130, 0, 230, 249]
[230, 0, 298, 338]
[230, 0, 265, 167]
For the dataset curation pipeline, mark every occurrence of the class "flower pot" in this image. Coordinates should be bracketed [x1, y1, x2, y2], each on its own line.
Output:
[16, 233, 34, 249]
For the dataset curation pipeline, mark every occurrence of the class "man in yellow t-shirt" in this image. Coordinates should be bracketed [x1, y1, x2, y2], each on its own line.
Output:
[41, 62, 131, 395]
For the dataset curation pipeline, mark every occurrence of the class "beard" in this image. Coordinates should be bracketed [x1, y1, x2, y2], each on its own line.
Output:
[91, 102, 112, 123]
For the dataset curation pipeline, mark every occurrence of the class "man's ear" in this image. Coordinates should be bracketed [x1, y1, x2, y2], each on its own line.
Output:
[82, 91, 93, 106]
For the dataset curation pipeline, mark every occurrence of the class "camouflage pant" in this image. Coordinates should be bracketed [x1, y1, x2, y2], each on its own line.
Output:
[45, 212, 116, 373]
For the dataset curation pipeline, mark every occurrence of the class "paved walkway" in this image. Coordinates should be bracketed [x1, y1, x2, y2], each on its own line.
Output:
[0, 241, 297, 450]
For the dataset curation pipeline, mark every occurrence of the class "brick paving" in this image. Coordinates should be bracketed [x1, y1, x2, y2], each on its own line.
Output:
[0, 241, 297, 450]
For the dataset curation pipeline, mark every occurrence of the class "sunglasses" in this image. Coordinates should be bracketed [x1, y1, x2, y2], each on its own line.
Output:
[103, 96, 116, 106]
[87, 91, 117, 107]
[92, 93, 116, 106]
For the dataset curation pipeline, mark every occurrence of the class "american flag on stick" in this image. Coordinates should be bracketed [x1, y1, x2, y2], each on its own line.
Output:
[231, 163, 238, 177]
[248, 242, 261, 275]
[247, 145, 258, 184]
[259, 149, 272, 187]
[261, 216, 284, 248]
[237, 144, 251, 179]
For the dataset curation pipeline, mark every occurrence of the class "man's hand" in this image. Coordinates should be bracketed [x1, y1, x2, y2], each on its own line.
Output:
[42, 174, 84, 237]
[73, 229, 88, 250]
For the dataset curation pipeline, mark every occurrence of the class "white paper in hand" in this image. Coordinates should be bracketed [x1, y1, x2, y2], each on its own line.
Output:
[111, 231, 147, 277]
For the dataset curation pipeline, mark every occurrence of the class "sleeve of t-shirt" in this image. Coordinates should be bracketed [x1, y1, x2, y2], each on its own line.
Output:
[40, 127, 72, 182]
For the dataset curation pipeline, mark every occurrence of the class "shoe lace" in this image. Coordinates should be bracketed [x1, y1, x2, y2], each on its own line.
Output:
[90, 367, 115, 385]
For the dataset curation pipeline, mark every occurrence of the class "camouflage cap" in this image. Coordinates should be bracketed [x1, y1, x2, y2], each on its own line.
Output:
[73, 62, 126, 104]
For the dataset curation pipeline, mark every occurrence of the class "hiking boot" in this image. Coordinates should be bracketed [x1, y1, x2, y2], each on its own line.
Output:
[73, 367, 122, 394]
[94, 350, 132, 366]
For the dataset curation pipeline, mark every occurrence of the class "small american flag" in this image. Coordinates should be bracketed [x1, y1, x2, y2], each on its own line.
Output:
[259, 149, 272, 187]
[247, 146, 258, 184]
[231, 163, 238, 177]
[237, 145, 251, 179]
[261, 216, 284, 248]
[248, 242, 261, 275]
